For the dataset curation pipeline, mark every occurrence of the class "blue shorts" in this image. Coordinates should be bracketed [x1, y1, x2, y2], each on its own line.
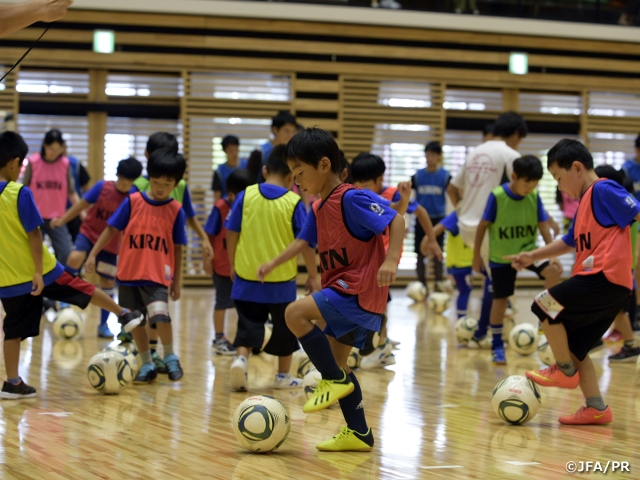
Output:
[312, 290, 377, 349]
[73, 233, 118, 279]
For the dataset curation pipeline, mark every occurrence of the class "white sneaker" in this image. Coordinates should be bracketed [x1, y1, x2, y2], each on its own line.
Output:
[273, 373, 303, 389]
[387, 337, 401, 348]
[380, 0, 402, 9]
[360, 343, 395, 369]
[230, 356, 248, 391]
[467, 336, 492, 349]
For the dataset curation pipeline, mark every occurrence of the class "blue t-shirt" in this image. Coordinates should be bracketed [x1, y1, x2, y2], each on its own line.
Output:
[108, 192, 187, 287]
[0, 183, 65, 297]
[623, 158, 640, 203]
[212, 161, 248, 197]
[381, 187, 418, 214]
[204, 197, 231, 237]
[440, 211, 461, 236]
[411, 168, 450, 218]
[563, 180, 640, 248]
[131, 180, 196, 219]
[225, 183, 307, 303]
[83, 180, 104, 204]
[482, 184, 548, 268]
[297, 189, 398, 330]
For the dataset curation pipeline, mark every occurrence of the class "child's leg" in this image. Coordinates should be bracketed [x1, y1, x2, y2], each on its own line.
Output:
[490, 297, 508, 348]
[453, 271, 472, 318]
[66, 250, 86, 272]
[277, 355, 292, 374]
[540, 262, 563, 290]
[416, 252, 427, 287]
[3, 338, 20, 379]
[572, 353, 602, 401]
[613, 311, 634, 343]
[213, 309, 226, 337]
[97, 276, 116, 329]
[473, 276, 493, 339]
[540, 318, 572, 364]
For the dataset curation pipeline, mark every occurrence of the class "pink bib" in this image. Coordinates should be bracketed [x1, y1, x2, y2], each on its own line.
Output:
[29, 153, 69, 219]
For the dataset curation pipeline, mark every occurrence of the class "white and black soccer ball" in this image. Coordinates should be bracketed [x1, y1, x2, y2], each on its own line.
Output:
[233, 395, 290, 453]
[537, 334, 555, 366]
[508, 323, 539, 355]
[428, 292, 451, 313]
[406, 281, 427, 302]
[87, 350, 134, 394]
[104, 343, 140, 376]
[455, 316, 478, 344]
[52, 308, 85, 340]
[347, 347, 362, 369]
[492, 375, 541, 425]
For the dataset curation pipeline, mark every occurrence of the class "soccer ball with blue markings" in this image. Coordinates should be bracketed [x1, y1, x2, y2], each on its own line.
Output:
[233, 395, 290, 452]
[52, 308, 85, 340]
[509, 323, 539, 355]
[455, 316, 478, 344]
[428, 292, 451, 313]
[492, 375, 541, 425]
[87, 351, 133, 394]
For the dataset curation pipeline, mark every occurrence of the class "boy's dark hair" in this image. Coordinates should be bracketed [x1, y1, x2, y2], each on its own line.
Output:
[221, 135, 239, 151]
[116, 157, 143, 180]
[265, 144, 291, 176]
[425, 141, 442, 154]
[339, 149, 352, 183]
[350, 153, 386, 183]
[635, 133, 640, 149]
[285, 128, 341, 174]
[147, 132, 178, 155]
[0, 131, 28, 168]
[594, 165, 633, 193]
[513, 155, 543, 181]
[225, 169, 253, 195]
[547, 139, 593, 170]
[272, 110, 297, 130]
[40, 129, 65, 157]
[493, 111, 528, 139]
[147, 147, 186, 182]
[483, 123, 495, 137]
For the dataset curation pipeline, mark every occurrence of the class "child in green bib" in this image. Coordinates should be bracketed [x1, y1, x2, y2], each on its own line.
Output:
[473, 155, 562, 365]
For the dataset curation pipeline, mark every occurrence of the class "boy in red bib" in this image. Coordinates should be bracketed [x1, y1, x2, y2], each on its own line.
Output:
[51, 157, 143, 337]
[258, 128, 405, 452]
[86, 148, 187, 384]
[204, 169, 253, 355]
[508, 139, 640, 425]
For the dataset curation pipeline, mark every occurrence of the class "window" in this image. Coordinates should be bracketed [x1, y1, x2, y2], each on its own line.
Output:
[377, 81, 432, 108]
[588, 132, 636, 169]
[189, 72, 291, 101]
[17, 70, 90, 95]
[105, 73, 182, 98]
[519, 92, 581, 115]
[104, 117, 182, 180]
[444, 89, 502, 112]
[17, 114, 89, 166]
[588, 92, 640, 117]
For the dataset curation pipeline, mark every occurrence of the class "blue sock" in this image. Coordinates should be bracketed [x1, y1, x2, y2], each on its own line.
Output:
[475, 277, 493, 339]
[453, 272, 472, 319]
[100, 287, 115, 326]
[298, 325, 342, 380]
[491, 324, 504, 349]
[339, 371, 368, 434]
[7, 377, 20, 385]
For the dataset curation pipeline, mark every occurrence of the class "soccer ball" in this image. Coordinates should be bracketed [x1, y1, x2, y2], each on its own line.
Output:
[347, 347, 362, 369]
[233, 395, 291, 453]
[455, 316, 478, 344]
[428, 292, 451, 313]
[302, 366, 322, 400]
[406, 281, 427, 302]
[104, 344, 139, 376]
[87, 350, 134, 394]
[492, 375, 541, 425]
[436, 279, 454, 294]
[52, 308, 85, 340]
[508, 323, 539, 355]
[537, 334, 555, 366]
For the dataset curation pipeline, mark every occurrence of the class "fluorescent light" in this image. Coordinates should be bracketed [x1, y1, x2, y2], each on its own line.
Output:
[16, 84, 48, 93]
[94, 30, 115, 54]
[509, 52, 528, 75]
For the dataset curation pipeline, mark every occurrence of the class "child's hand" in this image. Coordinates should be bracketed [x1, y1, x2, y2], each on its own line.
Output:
[50, 217, 62, 229]
[305, 276, 319, 295]
[229, 266, 235, 282]
[170, 281, 181, 301]
[84, 255, 96, 274]
[548, 257, 563, 276]
[377, 259, 397, 287]
[472, 254, 484, 275]
[31, 273, 44, 296]
[398, 181, 411, 199]
[421, 238, 443, 260]
[202, 241, 214, 264]
[504, 252, 534, 271]
[257, 261, 275, 283]
[203, 261, 213, 276]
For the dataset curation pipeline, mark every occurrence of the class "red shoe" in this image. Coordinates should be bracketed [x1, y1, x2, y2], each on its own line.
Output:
[604, 330, 623, 343]
[525, 364, 580, 388]
[559, 406, 613, 425]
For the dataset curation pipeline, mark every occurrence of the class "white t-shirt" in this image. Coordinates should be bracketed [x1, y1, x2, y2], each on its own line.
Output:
[451, 140, 520, 234]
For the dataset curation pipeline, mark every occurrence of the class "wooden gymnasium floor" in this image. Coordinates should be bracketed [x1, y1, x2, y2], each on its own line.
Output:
[1, 286, 638, 479]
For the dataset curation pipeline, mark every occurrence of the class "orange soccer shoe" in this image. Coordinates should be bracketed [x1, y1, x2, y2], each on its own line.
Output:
[559, 406, 613, 425]
[525, 364, 580, 389]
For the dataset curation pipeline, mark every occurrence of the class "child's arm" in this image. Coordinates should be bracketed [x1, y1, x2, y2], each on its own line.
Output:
[390, 181, 410, 215]
[226, 230, 239, 281]
[186, 217, 214, 264]
[27, 227, 44, 296]
[505, 238, 574, 271]
[538, 220, 554, 245]
[472, 219, 490, 273]
[257, 239, 309, 282]
[302, 245, 319, 294]
[377, 214, 405, 286]
[170, 245, 182, 301]
[432, 222, 445, 238]
[85, 226, 119, 274]
[416, 205, 443, 260]
[447, 183, 462, 207]
[50, 199, 90, 229]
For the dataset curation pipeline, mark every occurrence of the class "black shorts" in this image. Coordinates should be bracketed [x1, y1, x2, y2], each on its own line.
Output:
[415, 217, 445, 255]
[491, 261, 549, 299]
[119, 285, 170, 327]
[213, 273, 234, 310]
[233, 299, 299, 356]
[531, 272, 631, 361]
[1, 271, 94, 340]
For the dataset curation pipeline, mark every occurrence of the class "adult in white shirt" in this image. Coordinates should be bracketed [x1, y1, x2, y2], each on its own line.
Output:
[446, 112, 528, 352]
